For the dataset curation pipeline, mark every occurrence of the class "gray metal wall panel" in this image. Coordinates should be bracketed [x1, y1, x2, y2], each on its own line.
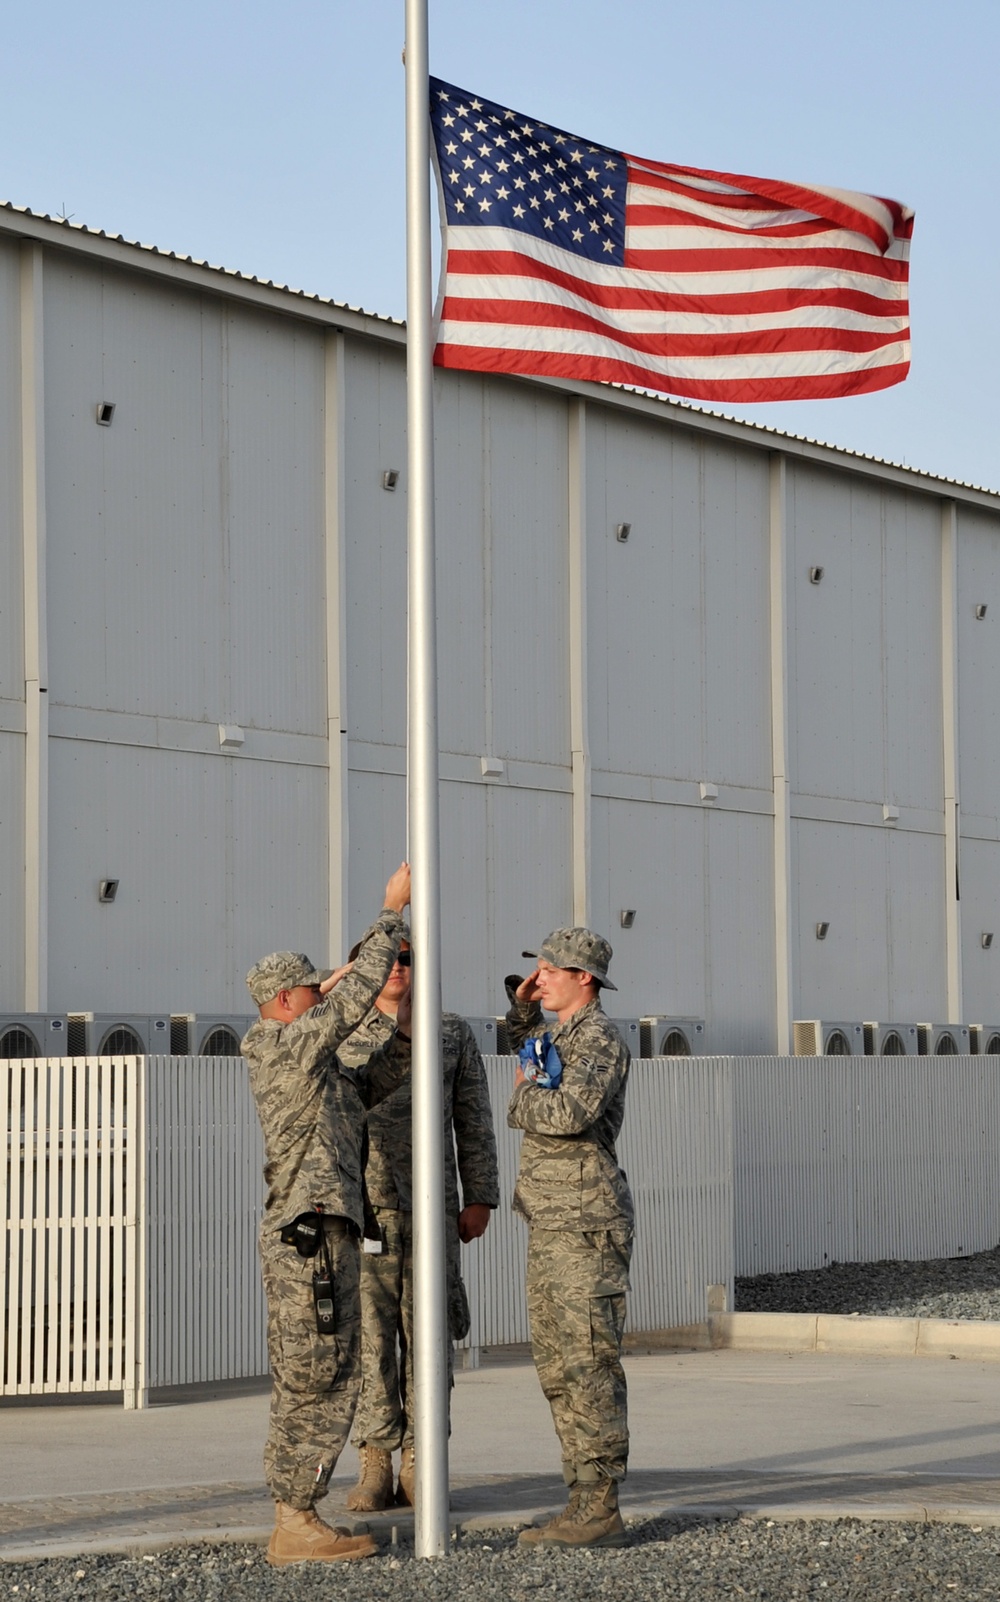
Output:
[957, 509, 1000, 828]
[472, 378, 570, 767]
[792, 818, 891, 1021]
[0, 240, 22, 702]
[342, 341, 408, 750]
[885, 826, 948, 1020]
[704, 809, 778, 1053]
[228, 754, 330, 1005]
[47, 738, 328, 1014]
[591, 796, 707, 1022]
[788, 466, 943, 809]
[591, 798, 774, 1049]
[487, 785, 572, 1008]
[44, 263, 327, 736]
[955, 836, 1000, 1024]
[346, 768, 407, 957]
[433, 373, 490, 760]
[586, 414, 770, 789]
[0, 732, 25, 1009]
[225, 308, 327, 736]
[43, 259, 227, 720]
[792, 817, 947, 1023]
[880, 493, 943, 812]
[347, 772, 570, 1017]
[438, 780, 491, 1010]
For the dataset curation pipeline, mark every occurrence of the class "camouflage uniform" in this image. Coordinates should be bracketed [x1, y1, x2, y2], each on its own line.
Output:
[338, 1009, 500, 1451]
[506, 967, 633, 1488]
[241, 912, 410, 1509]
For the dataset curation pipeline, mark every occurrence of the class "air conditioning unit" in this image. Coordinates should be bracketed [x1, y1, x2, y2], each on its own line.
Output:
[971, 1024, 1000, 1055]
[793, 1021, 865, 1056]
[640, 1017, 707, 1057]
[863, 1022, 921, 1056]
[189, 1015, 253, 1056]
[0, 1014, 72, 1059]
[67, 1014, 171, 1056]
[467, 1017, 510, 1055]
[609, 1018, 641, 1054]
[918, 1023, 971, 1055]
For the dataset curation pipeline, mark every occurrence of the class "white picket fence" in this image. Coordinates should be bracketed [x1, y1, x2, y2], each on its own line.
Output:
[8, 1050, 1000, 1404]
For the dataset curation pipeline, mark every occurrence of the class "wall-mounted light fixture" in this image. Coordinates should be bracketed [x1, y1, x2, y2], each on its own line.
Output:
[219, 725, 245, 749]
[615, 522, 631, 542]
[699, 781, 718, 804]
[983, 932, 994, 950]
[883, 803, 900, 825]
[976, 604, 989, 620]
[96, 402, 116, 426]
[620, 909, 636, 929]
[99, 879, 119, 903]
[480, 756, 504, 779]
[809, 566, 824, 584]
[816, 921, 830, 940]
[382, 468, 400, 491]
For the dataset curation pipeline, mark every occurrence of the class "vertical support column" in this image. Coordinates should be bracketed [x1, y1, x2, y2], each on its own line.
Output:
[769, 454, 793, 1054]
[21, 242, 48, 1011]
[324, 331, 350, 961]
[568, 398, 590, 927]
[941, 499, 963, 1022]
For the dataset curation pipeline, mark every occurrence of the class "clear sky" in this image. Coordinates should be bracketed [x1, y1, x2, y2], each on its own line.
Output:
[5, 1, 998, 490]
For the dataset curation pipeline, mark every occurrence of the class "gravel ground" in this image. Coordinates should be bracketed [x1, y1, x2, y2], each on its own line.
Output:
[736, 1245, 1000, 1320]
[4, 1518, 1000, 1601]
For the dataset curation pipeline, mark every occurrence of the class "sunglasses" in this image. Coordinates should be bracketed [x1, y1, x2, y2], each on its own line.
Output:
[396, 950, 412, 967]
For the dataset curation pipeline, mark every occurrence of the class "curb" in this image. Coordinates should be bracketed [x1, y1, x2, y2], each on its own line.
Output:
[8, 1496, 1000, 1563]
[637, 1311, 1000, 1361]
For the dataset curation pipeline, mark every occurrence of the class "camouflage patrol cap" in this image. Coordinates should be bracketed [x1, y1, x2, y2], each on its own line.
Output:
[246, 952, 331, 1006]
[522, 927, 618, 991]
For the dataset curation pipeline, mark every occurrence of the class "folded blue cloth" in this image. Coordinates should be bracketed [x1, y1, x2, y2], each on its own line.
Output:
[518, 1032, 563, 1089]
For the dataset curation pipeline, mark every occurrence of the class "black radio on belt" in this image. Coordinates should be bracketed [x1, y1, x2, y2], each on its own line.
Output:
[312, 1269, 336, 1335]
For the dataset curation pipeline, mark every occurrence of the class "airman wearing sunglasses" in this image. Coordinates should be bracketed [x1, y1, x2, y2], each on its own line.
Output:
[339, 937, 500, 1513]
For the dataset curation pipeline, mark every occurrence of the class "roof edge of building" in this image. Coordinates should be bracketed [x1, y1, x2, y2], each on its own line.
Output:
[2, 199, 998, 510]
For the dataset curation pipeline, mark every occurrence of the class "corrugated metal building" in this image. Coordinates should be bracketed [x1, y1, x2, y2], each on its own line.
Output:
[2, 203, 1000, 1048]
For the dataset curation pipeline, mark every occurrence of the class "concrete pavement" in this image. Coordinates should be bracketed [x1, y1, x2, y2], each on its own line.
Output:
[5, 1346, 1000, 1558]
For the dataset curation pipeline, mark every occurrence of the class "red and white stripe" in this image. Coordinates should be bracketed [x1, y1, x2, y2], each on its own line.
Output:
[434, 160, 913, 403]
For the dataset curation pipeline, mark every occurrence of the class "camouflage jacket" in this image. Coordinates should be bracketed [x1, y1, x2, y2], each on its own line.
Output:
[505, 987, 633, 1232]
[337, 1010, 500, 1216]
[241, 909, 410, 1232]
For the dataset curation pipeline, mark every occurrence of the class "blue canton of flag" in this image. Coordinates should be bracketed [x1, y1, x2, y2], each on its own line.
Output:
[430, 78, 626, 266]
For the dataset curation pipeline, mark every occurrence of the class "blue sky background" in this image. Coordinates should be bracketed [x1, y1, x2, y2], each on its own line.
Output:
[5, 1, 998, 489]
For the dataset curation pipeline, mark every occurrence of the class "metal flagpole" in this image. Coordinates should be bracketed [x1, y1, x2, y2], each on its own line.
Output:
[404, 0, 450, 1560]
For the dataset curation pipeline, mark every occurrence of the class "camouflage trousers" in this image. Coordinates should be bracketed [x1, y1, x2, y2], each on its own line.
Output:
[259, 1217, 361, 1509]
[525, 1224, 632, 1483]
[351, 1205, 467, 1451]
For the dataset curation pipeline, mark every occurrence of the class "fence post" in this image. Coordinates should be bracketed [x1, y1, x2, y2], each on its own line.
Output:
[123, 1055, 148, 1408]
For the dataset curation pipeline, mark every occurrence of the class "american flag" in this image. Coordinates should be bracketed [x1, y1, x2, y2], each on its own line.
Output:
[430, 79, 913, 403]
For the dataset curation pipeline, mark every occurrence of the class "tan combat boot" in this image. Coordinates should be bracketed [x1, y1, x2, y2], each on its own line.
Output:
[527, 1478, 626, 1549]
[518, 1483, 583, 1547]
[266, 1501, 377, 1565]
[395, 1443, 416, 1506]
[346, 1444, 395, 1512]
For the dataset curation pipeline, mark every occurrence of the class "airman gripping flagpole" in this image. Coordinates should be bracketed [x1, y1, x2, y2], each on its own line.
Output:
[404, 0, 451, 1561]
